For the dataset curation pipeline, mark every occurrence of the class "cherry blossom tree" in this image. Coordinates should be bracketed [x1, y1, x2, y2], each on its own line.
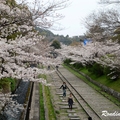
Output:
[0, 0, 64, 84]
[0, 0, 64, 117]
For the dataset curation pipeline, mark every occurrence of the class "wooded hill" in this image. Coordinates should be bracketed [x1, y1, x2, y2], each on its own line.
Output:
[35, 27, 86, 45]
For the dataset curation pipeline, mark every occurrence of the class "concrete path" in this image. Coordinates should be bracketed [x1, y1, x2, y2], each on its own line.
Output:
[29, 83, 39, 120]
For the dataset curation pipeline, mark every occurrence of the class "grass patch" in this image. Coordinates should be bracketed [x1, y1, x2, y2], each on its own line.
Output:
[39, 83, 45, 120]
[44, 85, 56, 120]
[80, 67, 120, 93]
[39, 73, 56, 119]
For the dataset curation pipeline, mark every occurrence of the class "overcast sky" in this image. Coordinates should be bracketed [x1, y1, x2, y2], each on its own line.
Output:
[25, 0, 102, 37]
[50, 0, 101, 37]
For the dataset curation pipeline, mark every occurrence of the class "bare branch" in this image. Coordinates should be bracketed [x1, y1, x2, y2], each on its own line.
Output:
[84, 9, 120, 41]
[24, 0, 70, 29]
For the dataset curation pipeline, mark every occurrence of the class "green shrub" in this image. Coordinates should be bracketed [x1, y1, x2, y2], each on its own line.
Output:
[0, 77, 16, 92]
[64, 59, 72, 65]
[103, 66, 120, 80]
[73, 62, 83, 70]
[0, 79, 10, 93]
[50, 40, 61, 49]
[88, 63, 104, 77]
[86, 64, 93, 73]
[103, 66, 111, 75]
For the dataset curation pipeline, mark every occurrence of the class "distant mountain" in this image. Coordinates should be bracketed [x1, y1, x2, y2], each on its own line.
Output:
[35, 27, 54, 36]
[35, 27, 86, 45]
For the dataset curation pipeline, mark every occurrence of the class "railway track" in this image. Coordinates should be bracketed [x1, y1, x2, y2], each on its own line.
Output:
[53, 66, 102, 120]
[24, 65, 120, 120]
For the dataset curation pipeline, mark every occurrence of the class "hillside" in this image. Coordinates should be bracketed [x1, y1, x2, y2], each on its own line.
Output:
[35, 27, 86, 45]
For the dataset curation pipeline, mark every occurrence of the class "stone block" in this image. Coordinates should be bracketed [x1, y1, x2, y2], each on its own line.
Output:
[60, 105, 77, 109]
[68, 113, 79, 118]
[67, 110, 76, 113]
[69, 118, 80, 120]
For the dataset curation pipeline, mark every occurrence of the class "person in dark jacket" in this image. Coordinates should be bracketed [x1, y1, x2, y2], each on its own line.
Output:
[60, 82, 67, 97]
[88, 117, 92, 120]
[68, 93, 74, 110]
[48, 65, 50, 70]
[56, 65, 59, 70]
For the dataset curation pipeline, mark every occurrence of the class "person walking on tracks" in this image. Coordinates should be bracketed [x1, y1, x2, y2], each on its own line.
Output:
[60, 82, 67, 97]
[68, 93, 74, 110]
[88, 117, 92, 120]
[48, 65, 50, 70]
[56, 65, 59, 70]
